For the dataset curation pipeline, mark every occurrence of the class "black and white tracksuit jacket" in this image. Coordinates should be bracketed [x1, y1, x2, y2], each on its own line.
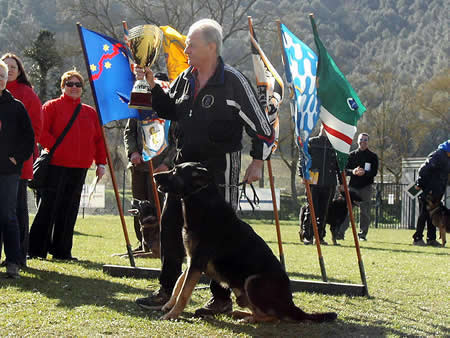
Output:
[151, 57, 274, 168]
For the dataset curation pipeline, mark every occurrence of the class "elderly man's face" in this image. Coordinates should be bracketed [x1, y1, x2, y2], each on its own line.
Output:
[184, 30, 215, 68]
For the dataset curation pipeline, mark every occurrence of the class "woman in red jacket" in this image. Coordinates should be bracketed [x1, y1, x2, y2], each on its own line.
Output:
[28, 70, 107, 260]
[1, 53, 42, 267]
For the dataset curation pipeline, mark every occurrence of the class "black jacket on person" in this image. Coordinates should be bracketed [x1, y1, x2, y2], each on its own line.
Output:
[299, 134, 341, 187]
[346, 148, 378, 189]
[416, 148, 450, 197]
[150, 57, 274, 168]
[0, 89, 34, 175]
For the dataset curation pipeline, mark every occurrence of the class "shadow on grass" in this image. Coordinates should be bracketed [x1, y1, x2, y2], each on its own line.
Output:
[0, 260, 173, 320]
[337, 243, 449, 256]
[73, 230, 103, 238]
[0, 260, 431, 336]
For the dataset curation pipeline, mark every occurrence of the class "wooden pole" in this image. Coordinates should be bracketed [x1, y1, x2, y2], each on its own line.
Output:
[148, 160, 161, 223]
[341, 171, 369, 296]
[304, 179, 328, 282]
[267, 160, 285, 269]
[77, 23, 135, 267]
[248, 16, 286, 269]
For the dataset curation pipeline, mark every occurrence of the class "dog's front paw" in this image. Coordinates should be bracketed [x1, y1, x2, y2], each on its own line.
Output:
[160, 310, 180, 320]
[161, 303, 173, 312]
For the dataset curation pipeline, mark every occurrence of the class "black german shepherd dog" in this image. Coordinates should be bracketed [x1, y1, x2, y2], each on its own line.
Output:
[154, 162, 337, 323]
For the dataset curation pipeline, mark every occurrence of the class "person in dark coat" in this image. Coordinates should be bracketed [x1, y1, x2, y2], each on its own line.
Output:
[299, 125, 341, 245]
[0, 59, 34, 278]
[337, 133, 378, 241]
[134, 19, 274, 317]
[412, 140, 450, 246]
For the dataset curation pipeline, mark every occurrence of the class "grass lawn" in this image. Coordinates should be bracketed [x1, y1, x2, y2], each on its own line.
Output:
[1, 215, 448, 336]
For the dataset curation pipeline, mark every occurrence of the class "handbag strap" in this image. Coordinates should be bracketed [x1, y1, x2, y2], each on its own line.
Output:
[48, 104, 82, 156]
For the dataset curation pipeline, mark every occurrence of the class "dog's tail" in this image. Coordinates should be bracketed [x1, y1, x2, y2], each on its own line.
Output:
[289, 305, 337, 322]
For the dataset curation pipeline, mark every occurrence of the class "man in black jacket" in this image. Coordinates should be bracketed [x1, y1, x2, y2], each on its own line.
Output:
[0, 60, 34, 278]
[134, 19, 274, 316]
[337, 133, 378, 241]
[300, 125, 341, 245]
[412, 140, 450, 246]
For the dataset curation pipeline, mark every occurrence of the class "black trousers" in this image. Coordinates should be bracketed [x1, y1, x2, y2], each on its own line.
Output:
[29, 165, 87, 258]
[413, 194, 437, 241]
[130, 166, 161, 247]
[301, 185, 335, 241]
[159, 152, 240, 301]
[0, 179, 29, 265]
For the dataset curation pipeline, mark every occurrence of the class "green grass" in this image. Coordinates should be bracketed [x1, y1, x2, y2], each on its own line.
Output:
[1, 216, 448, 336]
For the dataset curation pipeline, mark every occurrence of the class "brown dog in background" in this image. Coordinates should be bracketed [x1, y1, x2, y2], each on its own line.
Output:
[426, 195, 450, 247]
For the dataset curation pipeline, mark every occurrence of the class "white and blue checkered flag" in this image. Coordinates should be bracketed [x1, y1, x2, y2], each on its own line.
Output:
[280, 23, 320, 180]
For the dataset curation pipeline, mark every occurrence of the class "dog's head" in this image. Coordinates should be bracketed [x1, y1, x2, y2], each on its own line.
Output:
[154, 162, 210, 197]
[425, 193, 442, 211]
[336, 190, 362, 205]
[128, 199, 158, 228]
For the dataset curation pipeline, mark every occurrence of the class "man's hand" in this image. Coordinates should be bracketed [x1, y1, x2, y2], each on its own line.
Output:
[9, 157, 17, 165]
[353, 166, 365, 176]
[96, 166, 106, 180]
[130, 152, 143, 165]
[243, 159, 264, 184]
[135, 66, 155, 89]
[154, 164, 169, 173]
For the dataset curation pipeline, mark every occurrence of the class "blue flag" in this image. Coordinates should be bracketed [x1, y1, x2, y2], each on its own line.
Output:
[280, 23, 320, 180]
[79, 26, 139, 125]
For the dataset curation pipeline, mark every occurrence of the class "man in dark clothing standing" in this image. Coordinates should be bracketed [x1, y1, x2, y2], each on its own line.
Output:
[412, 140, 450, 247]
[0, 59, 34, 278]
[300, 125, 341, 245]
[338, 133, 378, 241]
[133, 19, 274, 317]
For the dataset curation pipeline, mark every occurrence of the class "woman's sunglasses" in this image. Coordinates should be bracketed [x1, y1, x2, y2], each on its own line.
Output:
[65, 81, 83, 88]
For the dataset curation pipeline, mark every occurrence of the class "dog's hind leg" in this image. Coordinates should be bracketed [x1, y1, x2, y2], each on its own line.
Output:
[160, 267, 202, 320]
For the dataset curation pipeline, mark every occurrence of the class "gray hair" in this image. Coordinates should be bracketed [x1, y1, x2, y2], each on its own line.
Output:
[188, 19, 223, 56]
[0, 59, 7, 76]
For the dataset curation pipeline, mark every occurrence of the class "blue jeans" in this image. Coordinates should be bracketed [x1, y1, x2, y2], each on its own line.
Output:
[0, 174, 21, 264]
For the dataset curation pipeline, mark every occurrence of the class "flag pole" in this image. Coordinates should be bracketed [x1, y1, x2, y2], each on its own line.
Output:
[277, 19, 327, 282]
[341, 171, 369, 295]
[248, 16, 285, 270]
[77, 23, 135, 267]
[304, 179, 328, 282]
[267, 160, 285, 269]
[148, 160, 162, 224]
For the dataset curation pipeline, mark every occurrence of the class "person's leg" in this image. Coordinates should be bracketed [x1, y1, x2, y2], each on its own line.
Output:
[412, 195, 427, 245]
[319, 185, 335, 242]
[0, 174, 21, 277]
[16, 179, 29, 266]
[29, 165, 65, 258]
[130, 167, 147, 247]
[136, 192, 184, 309]
[51, 168, 87, 259]
[358, 185, 372, 239]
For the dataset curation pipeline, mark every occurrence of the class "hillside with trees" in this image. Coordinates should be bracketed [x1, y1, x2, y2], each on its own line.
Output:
[0, 0, 448, 190]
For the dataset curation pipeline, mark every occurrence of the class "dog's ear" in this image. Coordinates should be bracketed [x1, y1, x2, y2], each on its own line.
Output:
[131, 199, 141, 209]
[191, 166, 210, 186]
